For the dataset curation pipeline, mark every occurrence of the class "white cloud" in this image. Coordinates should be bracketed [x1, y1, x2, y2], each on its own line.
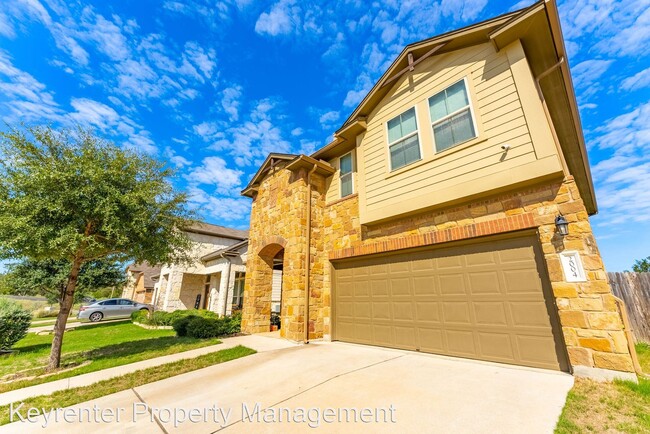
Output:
[0, 12, 16, 38]
[199, 98, 296, 166]
[221, 85, 242, 121]
[590, 102, 650, 225]
[185, 156, 244, 194]
[187, 186, 252, 222]
[291, 127, 303, 136]
[183, 41, 217, 79]
[68, 98, 119, 127]
[164, 146, 192, 167]
[0, 49, 62, 123]
[318, 110, 341, 131]
[255, 0, 298, 36]
[440, 0, 488, 21]
[571, 59, 613, 89]
[595, 6, 650, 57]
[80, 9, 130, 61]
[621, 67, 650, 91]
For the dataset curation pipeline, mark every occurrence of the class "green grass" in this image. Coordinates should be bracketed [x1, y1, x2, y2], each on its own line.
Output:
[0, 321, 220, 393]
[555, 343, 650, 433]
[0, 345, 256, 426]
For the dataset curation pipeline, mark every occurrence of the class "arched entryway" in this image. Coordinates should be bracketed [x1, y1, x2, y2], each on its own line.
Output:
[242, 239, 288, 335]
[270, 250, 283, 331]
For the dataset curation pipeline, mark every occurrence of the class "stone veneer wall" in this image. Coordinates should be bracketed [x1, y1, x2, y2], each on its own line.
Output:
[242, 166, 329, 341]
[244, 169, 635, 375]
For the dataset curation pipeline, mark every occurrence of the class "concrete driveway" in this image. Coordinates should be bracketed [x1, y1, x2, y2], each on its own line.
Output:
[2, 337, 573, 433]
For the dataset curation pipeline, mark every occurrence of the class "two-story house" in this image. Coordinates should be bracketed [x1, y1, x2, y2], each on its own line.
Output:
[122, 262, 161, 304]
[152, 222, 249, 316]
[239, 0, 639, 381]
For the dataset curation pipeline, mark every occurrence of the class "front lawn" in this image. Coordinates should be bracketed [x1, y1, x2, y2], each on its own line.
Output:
[0, 345, 256, 426]
[556, 343, 650, 433]
[0, 321, 220, 392]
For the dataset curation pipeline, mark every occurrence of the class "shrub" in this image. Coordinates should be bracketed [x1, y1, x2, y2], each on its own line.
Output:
[0, 298, 32, 351]
[130, 309, 149, 323]
[185, 316, 222, 338]
[132, 309, 217, 327]
[172, 315, 197, 337]
[182, 313, 242, 339]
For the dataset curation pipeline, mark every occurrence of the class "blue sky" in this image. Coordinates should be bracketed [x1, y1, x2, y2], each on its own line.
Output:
[0, 0, 648, 271]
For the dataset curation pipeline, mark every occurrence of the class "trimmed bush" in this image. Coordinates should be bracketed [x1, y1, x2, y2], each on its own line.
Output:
[130, 309, 149, 323]
[182, 313, 242, 339]
[185, 316, 220, 338]
[0, 298, 32, 351]
[172, 315, 197, 337]
[131, 309, 216, 327]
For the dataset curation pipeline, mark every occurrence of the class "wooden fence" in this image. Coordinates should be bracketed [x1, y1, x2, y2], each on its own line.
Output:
[608, 272, 650, 343]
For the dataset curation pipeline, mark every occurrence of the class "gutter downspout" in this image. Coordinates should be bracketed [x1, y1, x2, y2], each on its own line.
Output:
[533, 57, 570, 177]
[305, 164, 318, 344]
[221, 254, 233, 317]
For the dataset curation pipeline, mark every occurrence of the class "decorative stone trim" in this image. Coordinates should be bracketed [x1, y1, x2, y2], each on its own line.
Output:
[325, 193, 359, 208]
[133, 322, 174, 330]
[330, 212, 536, 260]
[572, 365, 638, 383]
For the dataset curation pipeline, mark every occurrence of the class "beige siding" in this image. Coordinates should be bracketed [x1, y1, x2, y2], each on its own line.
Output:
[325, 150, 358, 204]
[358, 41, 562, 224]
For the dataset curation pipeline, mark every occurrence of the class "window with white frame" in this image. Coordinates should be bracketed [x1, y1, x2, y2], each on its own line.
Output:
[428, 78, 477, 152]
[387, 107, 421, 170]
[232, 272, 245, 309]
[339, 152, 353, 197]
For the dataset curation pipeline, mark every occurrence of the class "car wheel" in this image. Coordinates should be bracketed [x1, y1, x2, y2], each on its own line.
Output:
[89, 312, 103, 322]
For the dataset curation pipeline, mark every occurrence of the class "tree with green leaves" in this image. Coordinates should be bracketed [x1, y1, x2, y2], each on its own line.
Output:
[4, 258, 126, 303]
[632, 256, 650, 273]
[0, 126, 193, 370]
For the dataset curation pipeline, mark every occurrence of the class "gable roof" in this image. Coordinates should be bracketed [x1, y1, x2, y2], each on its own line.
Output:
[201, 239, 248, 262]
[183, 221, 249, 240]
[241, 153, 297, 197]
[126, 262, 161, 290]
[241, 154, 335, 198]
[309, 0, 596, 214]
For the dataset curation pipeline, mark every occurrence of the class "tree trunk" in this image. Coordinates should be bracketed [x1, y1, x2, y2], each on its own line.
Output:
[47, 256, 83, 370]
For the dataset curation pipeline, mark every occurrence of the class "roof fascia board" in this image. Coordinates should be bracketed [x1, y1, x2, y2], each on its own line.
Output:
[543, 0, 597, 213]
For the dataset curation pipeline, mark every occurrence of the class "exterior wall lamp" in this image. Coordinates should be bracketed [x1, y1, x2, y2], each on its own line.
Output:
[555, 215, 569, 236]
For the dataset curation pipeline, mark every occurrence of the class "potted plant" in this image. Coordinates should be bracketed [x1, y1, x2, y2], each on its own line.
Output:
[270, 313, 281, 331]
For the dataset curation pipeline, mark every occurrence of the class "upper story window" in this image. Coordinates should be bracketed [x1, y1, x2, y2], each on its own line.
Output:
[339, 152, 354, 197]
[387, 107, 421, 170]
[428, 78, 477, 152]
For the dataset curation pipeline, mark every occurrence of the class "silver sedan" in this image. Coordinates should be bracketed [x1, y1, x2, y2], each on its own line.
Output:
[78, 298, 152, 322]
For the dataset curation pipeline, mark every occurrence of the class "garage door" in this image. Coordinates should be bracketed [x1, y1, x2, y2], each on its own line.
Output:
[333, 235, 568, 371]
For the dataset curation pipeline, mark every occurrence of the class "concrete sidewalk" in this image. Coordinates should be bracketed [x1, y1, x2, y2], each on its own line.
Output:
[28, 319, 125, 334]
[0, 335, 297, 406]
[1, 340, 574, 433]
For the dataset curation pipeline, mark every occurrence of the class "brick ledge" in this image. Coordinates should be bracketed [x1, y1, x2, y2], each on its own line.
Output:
[330, 213, 536, 260]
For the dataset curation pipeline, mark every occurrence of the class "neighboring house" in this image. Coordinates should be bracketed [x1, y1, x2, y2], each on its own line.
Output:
[122, 262, 161, 304]
[152, 222, 249, 316]
[239, 0, 638, 381]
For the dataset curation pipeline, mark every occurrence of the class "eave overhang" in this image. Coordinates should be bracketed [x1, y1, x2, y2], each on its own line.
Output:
[241, 153, 298, 198]
[241, 154, 335, 199]
[285, 155, 336, 177]
[488, 0, 597, 214]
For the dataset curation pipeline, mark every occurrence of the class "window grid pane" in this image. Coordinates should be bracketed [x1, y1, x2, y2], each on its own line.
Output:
[433, 108, 475, 152]
[390, 134, 421, 170]
[387, 108, 417, 144]
[341, 173, 353, 197]
[340, 154, 352, 174]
